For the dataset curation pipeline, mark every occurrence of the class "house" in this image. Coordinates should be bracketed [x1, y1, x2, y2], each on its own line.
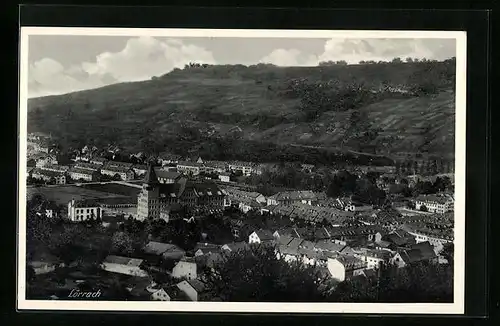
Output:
[194, 243, 222, 256]
[187, 155, 204, 164]
[328, 225, 384, 244]
[248, 229, 275, 244]
[158, 153, 182, 166]
[176, 279, 206, 301]
[34, 154, 58, 168]
[401, 224, 453, 250]
[275, 235, 294, 246]
[101, 163, 135, 181]
[172, 257, 197, 280]
[313, 240, 347, 254]
[202, 161, 227, 174]
[414, 194, 454, 214]
[276, 244, 300, 263]
[33, 140, 51, 153]
[390, 241, 438, 268]
[154, 168, 182, 184]
[67, 199, 103, 222]
[221, 241, 250, 253]
[151, 288, 171, 301]
[218, 173, 231, 182]
[273, 228, 302, 239]
[28, 252, 65, 275]
[227, 161, 254, 176]
[266, 190, 317, 206]
[353, 248, 392, 269]
[143, 241, 186, 260]
[68, 167, 98, 182]
[383, 229, 417, 250]
[74, 162, 102, 173]
[176, 161, 203, 176]
[236, 198, 261, 213]
[132, 164, 148, 177]
[30, 168, 66, 184]
[101, 255, 148, 277]
[327, 255, 367, 282]
[226, 188, 266, 213]
[39, 164, 70, 173]
[89, 157, 108, 165]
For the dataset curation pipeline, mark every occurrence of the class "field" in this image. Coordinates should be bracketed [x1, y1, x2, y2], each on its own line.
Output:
[81, 183, 142, 198]
[26, 185, 129, 206]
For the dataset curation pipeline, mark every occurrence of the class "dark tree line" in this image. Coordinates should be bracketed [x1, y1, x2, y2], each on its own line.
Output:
[200, 244, 453, 303]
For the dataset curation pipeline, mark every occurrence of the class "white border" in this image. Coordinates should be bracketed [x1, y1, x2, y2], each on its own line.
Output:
[17, 27, 467, 314]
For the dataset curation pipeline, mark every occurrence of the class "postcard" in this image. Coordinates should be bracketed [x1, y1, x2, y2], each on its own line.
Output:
[18, 27, 466, 314]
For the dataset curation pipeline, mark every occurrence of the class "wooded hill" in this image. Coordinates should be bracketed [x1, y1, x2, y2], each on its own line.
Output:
[28, 58, 456, 166]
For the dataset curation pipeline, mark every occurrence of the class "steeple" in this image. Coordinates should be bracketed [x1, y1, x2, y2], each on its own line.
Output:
[144, 164, 159, 186]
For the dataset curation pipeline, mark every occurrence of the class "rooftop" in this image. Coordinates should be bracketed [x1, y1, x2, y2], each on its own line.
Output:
[103, 255, 143, 266]
[334, 254, 366, 269]
[144, 241, 185, 256]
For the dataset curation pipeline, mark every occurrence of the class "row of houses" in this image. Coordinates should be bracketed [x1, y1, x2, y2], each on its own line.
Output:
[248, 228, 440, 282]
[28, 159, 151, 183]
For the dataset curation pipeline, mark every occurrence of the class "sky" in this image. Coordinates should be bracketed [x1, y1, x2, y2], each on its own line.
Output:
[27, 35, 456, 98]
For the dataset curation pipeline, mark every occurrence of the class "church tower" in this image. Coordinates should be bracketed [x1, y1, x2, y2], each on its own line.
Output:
[137, 164, 160, 221]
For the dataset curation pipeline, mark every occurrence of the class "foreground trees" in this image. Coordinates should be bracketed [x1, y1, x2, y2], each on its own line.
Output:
[201, 245, 324, 302]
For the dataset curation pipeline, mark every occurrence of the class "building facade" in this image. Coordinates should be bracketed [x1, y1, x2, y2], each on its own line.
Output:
[67, 199, 103, 222]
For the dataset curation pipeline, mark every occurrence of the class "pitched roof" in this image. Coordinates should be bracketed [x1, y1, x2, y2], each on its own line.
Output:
[103, 255, 143, 266]
[410, 241, 437, 260]
[254, 229, 275, 241]
[72, 199, 100, 208]
[274, 190, 317, 201]
[143, 241, 184, 256]
[276, 235, 294, 246]
[416, 194, 453, 204]
[68, 167, 96, 175]
[144, 165, 160, 185]
[31, 168, 66, 178]
[334, 255, 366, 270]
[154, 168, 181, 180]
[222, 242, 250, 252]
[314, 240, 346, 253]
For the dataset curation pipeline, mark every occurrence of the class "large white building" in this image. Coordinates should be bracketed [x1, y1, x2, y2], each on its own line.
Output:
[415, 194, 454, 214]
[68, 167, 98, 182]
[67, 199, 103, 222]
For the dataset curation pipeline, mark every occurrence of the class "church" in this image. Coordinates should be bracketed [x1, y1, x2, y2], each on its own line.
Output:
[137, 165, 229, 221]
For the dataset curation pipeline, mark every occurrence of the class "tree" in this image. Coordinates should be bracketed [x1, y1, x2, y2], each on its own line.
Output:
[419, 204, 428, 212]
[441, 243, 454, 266]
[111, 231, 134, 255]
[202, 245, 324, 302]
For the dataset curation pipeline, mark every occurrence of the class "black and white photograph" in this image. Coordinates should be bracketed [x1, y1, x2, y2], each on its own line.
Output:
[18, 28, 466, 314]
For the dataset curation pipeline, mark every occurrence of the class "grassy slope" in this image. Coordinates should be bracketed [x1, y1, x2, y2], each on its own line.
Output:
[27, 62, 456, 159]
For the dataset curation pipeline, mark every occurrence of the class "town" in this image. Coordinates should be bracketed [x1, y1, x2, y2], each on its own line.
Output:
[26, 131, 455, 302]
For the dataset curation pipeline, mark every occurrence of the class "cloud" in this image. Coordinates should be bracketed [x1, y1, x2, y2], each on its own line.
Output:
[28, 36, 216, 98]
[259, 48, 318, 67]
[259, 38, 456, 66]
[81, 36, 216, 82]
[318, 38, 456, 64]
[28, 58, 109, 98]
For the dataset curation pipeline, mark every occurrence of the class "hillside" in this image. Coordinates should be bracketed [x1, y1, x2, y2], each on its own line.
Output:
[27, 59, 456, 164]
